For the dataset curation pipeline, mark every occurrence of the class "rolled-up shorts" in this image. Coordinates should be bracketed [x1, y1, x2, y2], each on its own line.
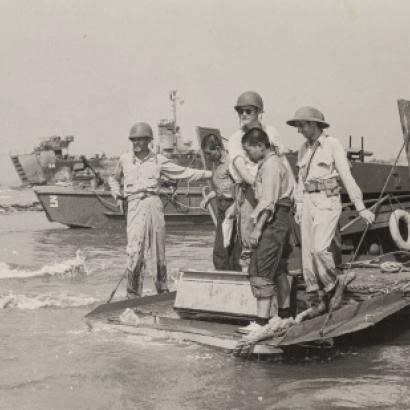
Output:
[248, 205, 292, 298]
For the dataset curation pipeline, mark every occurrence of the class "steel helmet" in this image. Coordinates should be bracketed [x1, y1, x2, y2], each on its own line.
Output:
[129, 122, 153, 139]
[287, 107, 329, 128]
[234, 91, 264, 113]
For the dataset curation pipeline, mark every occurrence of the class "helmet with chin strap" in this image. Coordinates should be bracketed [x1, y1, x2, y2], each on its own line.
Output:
[129, 122, 154, 139]
[234, 91, 264, 113]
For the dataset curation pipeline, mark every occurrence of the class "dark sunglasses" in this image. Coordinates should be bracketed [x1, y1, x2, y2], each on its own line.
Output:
[237, 108, 256, 115]
[129, 137, 151, 141]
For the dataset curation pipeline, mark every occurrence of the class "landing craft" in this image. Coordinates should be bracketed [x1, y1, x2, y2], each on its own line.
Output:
[10, 91, 203, 189]
[86, 100, 410, 356]
[35, 127, 410, 236]
[10, 135, 118, 187]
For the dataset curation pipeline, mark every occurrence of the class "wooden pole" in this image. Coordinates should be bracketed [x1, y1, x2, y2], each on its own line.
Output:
[397, 99, 410, 176]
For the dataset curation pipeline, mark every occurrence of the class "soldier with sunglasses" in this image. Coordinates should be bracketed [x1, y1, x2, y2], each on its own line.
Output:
[227, 91, 294, 320]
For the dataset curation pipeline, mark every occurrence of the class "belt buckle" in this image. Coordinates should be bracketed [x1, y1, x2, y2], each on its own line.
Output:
[136, 192, 147, 199]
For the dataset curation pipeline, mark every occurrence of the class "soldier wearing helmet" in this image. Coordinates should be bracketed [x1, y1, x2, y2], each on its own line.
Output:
[288, 107, 375, 318]
[109, 122, 212, 298]
[228, 91, 283, 245]
[227, 91, 295, 327]
[228, 91, 279, 184]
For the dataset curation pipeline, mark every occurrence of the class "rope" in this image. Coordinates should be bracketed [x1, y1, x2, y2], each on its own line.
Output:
[163, 181, 206, 212]
[166, 195, 204, 211]
[380, 261, 403, 273]
[95, 192, 120, 213]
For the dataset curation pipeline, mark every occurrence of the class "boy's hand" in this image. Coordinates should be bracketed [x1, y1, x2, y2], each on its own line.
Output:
[295, 203, 303, 224]
[200, 196, 210, 210]
[116, 199, 124, 214]
[250, 227, 262, 248]
[200, 191, 216, 210]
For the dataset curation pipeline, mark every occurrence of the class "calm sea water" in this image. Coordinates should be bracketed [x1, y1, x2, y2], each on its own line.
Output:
[1, 187, 410, 410]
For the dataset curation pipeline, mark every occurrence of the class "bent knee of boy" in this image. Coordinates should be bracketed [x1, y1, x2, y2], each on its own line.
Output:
[250, 277, 277, 299]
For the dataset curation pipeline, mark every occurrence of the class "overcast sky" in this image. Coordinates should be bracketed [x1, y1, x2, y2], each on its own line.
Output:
[1, 0, 410, 183]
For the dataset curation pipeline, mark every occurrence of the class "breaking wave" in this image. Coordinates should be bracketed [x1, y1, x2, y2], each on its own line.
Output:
[0, 292, 97, 310]
[0, 187, 42, 212]
[0, 250, 88, 280]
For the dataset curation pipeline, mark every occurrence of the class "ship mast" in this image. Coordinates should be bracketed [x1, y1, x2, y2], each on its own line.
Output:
[169, 90, 182, 153]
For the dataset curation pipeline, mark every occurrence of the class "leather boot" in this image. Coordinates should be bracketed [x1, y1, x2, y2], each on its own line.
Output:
[278, 307, 292, 319]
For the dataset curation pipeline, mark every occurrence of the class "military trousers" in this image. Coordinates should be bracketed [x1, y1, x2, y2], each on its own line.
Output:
[213, 198, 242, 271]
[126, 195, 168, 297]
[248, 205, 292, 299]
[301, 191, 342, 293]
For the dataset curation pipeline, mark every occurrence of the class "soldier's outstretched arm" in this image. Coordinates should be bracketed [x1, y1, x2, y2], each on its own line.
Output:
[158, 155, 212, 182]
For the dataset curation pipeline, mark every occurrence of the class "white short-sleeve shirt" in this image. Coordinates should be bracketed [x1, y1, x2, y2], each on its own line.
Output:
[227, 124, 280, 183]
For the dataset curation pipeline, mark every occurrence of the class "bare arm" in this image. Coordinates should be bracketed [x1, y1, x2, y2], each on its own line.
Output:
[159, 155, 212, 182]
[332, 140, 365, 211]
[250, 157, 282, 223]
[249, 210, 271, 248]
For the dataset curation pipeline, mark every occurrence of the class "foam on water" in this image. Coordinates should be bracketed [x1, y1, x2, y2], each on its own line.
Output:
[0, 291, 97, 310]
[0, 249, 88, 279]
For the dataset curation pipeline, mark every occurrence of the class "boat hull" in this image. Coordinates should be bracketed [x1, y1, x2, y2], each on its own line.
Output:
[35, 186, 212, 228]
[11, 151, 203, 187]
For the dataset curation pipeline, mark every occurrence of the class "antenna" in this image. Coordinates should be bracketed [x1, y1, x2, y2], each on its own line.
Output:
[169, 90, 179, 153]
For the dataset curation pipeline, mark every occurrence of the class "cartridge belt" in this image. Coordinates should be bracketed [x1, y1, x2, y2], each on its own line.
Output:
[304, 180, 326, 193]
[127, 191, 158, 201]
[304, 177, 340, 194]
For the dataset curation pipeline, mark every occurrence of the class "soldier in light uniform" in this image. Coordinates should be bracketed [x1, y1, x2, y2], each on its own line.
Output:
[109, 122, 212, 298]
[228, 91, 294, 318]
[287, 107, 375, 315]
[228, 92, 282, 259]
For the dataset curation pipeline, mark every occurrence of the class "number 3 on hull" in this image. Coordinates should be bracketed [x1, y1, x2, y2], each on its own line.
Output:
[49, 195, 59, 208]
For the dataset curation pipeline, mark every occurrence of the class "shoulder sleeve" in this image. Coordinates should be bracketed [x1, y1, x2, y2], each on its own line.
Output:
[265, 125, 279, 146]
[108, 155, 124, 199]
[114, 155, 125, 178]
[250, 157, 282, 222]
[227, 130, 248, 183]
[227, 130, 244, 162]
[294, 145, 306, 203]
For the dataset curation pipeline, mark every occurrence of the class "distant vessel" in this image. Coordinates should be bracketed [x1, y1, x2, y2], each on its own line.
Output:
[10, 91, 203, 187]
[35, 146, 410, 229]
[10, 135, 118, 187]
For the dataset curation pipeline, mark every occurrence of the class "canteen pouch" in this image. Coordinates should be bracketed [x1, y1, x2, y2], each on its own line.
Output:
[323, 178, 340, 197]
